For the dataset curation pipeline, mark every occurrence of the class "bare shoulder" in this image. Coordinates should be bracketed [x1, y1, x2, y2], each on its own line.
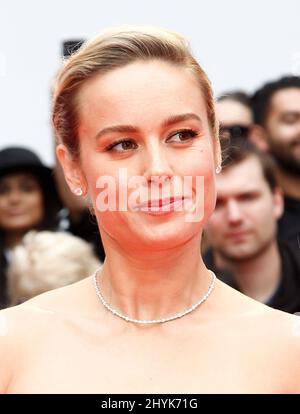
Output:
[250, 307, 300, 393]
[0, 304, 43, 393]
[24, 275, 95, 311]
[265, 309, 300, 392]
[259, 309, 300, 393]
[15, 274, 100, 319]
[215, 280, 300, 392]
[0, 275, 99, 393]
[0, 273, 100, 339]
[0, 307, 14, 393]
[218, 278, 300, 339]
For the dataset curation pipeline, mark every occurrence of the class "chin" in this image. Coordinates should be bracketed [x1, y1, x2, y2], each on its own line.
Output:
[5, 221, 35, 231]
[224, 248, 258, 262]
[133, 220, 200, 250]
[99, 210, 202, 251]
[135, 234, 188, 251]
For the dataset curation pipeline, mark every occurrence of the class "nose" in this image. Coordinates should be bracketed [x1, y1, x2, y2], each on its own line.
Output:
[226, 199, 243, 224]
[143, 140, 173, 185]
[7, 188, 23, 205]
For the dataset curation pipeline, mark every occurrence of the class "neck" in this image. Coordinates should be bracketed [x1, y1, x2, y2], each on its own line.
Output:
[214, 240, 281, 303]
[4, 230, 26, 249]
[97, 230, 212, 322]
[277, 168, 300, 199]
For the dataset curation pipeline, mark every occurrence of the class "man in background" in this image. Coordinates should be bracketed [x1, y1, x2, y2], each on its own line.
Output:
[204, 141, 300, 313]
[217, 91, 254, 141]
[250, 76, 300, 248]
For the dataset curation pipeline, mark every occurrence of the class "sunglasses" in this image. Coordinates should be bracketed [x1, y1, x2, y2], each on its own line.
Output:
[219, 125, 251, 139]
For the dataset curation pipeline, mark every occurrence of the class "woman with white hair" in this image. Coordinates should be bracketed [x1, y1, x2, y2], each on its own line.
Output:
[0, 26, 299, 393]
[7, 230, 101, 306]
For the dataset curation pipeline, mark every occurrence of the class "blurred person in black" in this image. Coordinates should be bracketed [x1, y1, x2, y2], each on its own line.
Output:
[0, 146, 62, 309]
[53, 39, 105, 262]
[204, 140, 300, 313]
[251, 76, 300, 248]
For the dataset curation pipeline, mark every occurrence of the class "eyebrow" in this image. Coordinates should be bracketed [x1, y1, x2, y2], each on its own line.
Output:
[217, 190, 261, 199]
[280, 111, 300, 117]
[0, 173, 37, 183]
[94, 113, 202, 141]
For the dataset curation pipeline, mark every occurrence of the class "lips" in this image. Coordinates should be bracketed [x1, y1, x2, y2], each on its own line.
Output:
[138, 196, 184, 209]
[8, 210, 26, 216]
[136, 196, 189, 215]
[226, 230, 250, 239]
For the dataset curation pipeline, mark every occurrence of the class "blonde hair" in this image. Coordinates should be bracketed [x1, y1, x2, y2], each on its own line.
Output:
[52, 25, 218, 159]
[7, 230, 102, 305]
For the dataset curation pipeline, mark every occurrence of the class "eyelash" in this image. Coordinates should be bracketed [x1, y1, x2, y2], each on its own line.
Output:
[104, 129, 199, 152]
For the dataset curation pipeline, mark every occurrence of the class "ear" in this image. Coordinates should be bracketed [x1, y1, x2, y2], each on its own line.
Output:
[272, 186, 284, 220]
[56, 144, 87, 196]
[248, 124, 270, 152]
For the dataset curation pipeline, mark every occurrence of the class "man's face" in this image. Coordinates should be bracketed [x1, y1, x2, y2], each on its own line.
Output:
[216, 99, 253, 142]
[216, 99, 253, 128]
[205, 156, 283, 261]
[264, 87, 300, 175]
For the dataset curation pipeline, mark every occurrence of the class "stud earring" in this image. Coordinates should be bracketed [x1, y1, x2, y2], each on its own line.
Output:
[216, 165, 222, 174]
[74, 187, 83, 196]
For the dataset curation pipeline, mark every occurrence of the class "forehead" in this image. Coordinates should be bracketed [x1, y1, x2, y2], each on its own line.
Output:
[216, 156, 268, 196]
[216, 100, 252, 126]
[77, 60, 209, 133]
[270, 87, 300, 114]
[0, 172, 39, 184]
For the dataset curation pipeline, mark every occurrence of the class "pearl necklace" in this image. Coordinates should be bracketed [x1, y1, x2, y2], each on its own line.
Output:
[93, 269, 216, 324]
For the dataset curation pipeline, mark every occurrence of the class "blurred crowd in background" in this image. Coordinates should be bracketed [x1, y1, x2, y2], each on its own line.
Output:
[1, 41, 300, 313]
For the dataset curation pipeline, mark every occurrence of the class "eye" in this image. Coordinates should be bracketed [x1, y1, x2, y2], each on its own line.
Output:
[105, 139, 138, 153]
[280, 113, 300, 124]
[20, 183, 40, 193]
[167, 129, 199, 143]
[238, 193, 259, 202]
[0, 185, 9, 195]
[215, 198, 225, 208]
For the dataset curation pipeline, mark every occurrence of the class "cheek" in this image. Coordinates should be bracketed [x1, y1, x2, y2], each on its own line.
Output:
[278, 126, 296, 139]
[88, 169, 124, 213]
[250, 198, 276, 228]
[205, 212, 224, 240]
[270, 121, 297, 141]
[24, 192, 44, 223]
[0, 197, 7, 210]
[195, 152, 217, 213]
[180, 146, 216, 187]
[30, 192, 44, 210]
[0, 204, 5, 226]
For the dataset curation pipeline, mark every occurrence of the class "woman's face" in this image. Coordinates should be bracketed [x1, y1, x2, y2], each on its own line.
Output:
[0, 172, 44, 232]
[59, 60, 220, 252]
